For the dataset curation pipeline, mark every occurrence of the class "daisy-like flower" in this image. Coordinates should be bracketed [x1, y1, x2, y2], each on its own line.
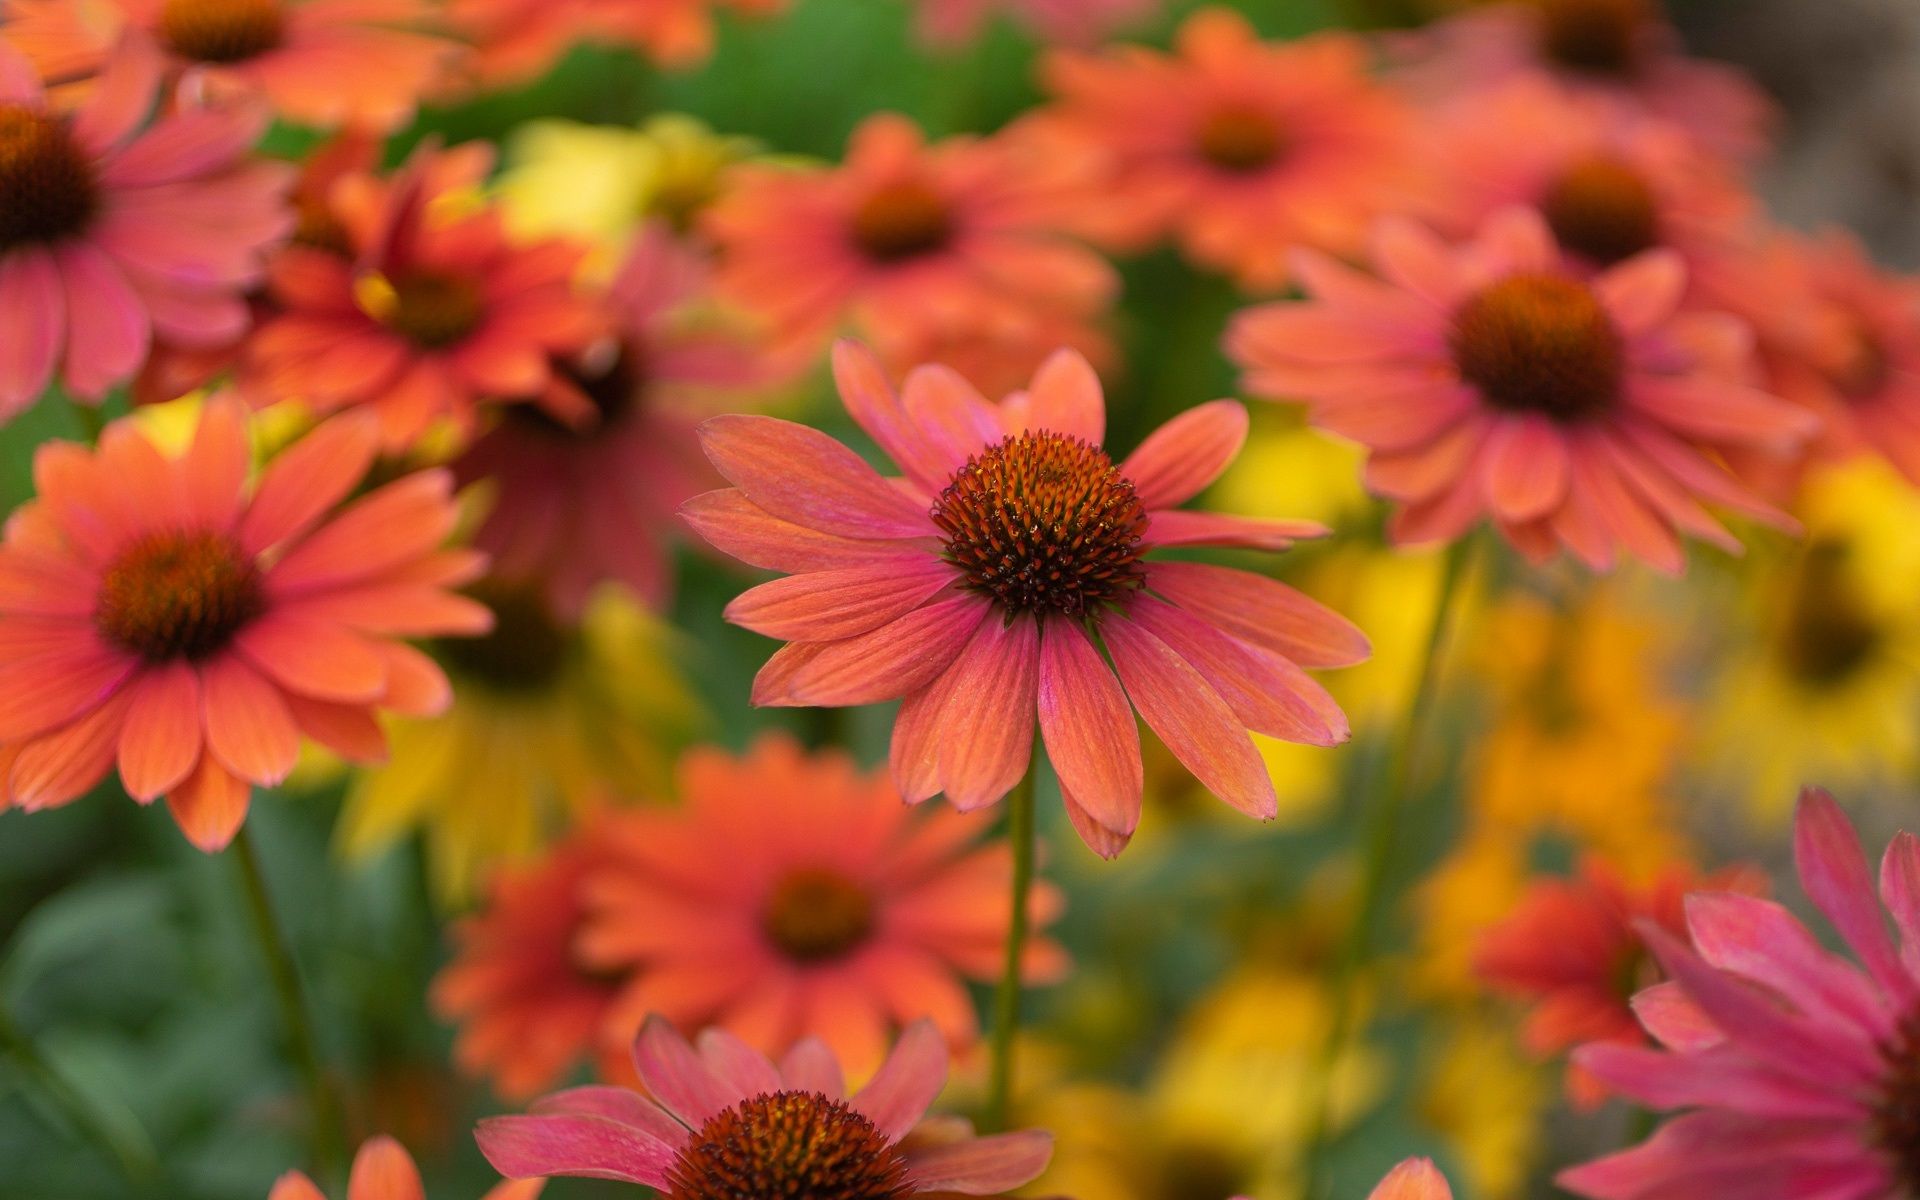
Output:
[1474, 855, 1764, 1108]
[1387, 0, 1774, 162]
[4, 0, 457, 132]
[443, 0, 783, 91]
[0, 400, 488, 851]
[478, 1018, 1053, 1198]
[0, 37, 289, 419]
[272, 1134, 540, 1200]
[1034, 8, 1425, 292]
[1559, 788, 1920, 1200]
[703, 113, 1117, 381]
[433, 824, 625, 1101]
[1227, 208, 1819, 571]
[452, 224, 767, 617]
[580, 734, 1066, 1078]
[684, 342, 1364, 856]
[247, 142, 604, 450]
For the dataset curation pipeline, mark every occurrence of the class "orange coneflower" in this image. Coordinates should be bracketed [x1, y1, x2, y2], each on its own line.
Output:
[703, 113, 1117, 384]
[247, 142, 605, 449]
[683, 343, 1365, 856]
[578, 735, 1066, 1080]
[1033, 8, 1426, 292]
[0, 399, 489, 850]
[0, 37, 289, 419]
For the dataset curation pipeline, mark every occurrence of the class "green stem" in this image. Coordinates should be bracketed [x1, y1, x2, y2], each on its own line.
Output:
[232, 826, 347, 1181]
[984, 756, 1039, 1132]
[72, 402, 105, 444]
[1298, 536, 1475, 1199]
[0, 1008, 158, 1188]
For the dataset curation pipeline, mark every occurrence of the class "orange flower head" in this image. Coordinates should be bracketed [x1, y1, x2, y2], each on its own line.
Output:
[0, 400, 490, 851]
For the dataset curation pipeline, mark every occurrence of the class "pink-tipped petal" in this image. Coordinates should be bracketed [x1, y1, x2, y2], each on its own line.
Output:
[631, 1016, 740, 1129]
[1881, 832, 1920, 974]
[777, 593, 989, 707]
[725, 560, 957, 642]
[529, 1089, 691, 1152]
[778, 1039, 847, 1099]
[905, 1130, 1054, 1194]
[852, 1020, 946, 1142]
[476, 1114, 676, 1188]
[1597, 250, 1687, 336]
[1794, 788, 1913, 1003]
[1120, 400, 1249, 511]
[928, 613, 1040, 812]
[833, 338, 952, 492]
[1036, 620, 1141, 844]
[680, 489, 927, 574]
[699, 415, 932, 539]
[1145, 562, 1370, 669]
[694, 1028, 782, 1100]
[1021, 350, 1105, 444]
[0, 247, 65, 415]
[1482, 415, 1570, 521]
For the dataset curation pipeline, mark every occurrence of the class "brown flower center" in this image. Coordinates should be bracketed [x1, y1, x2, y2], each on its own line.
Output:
[851, 180, 953, 263]
[1823, 320, 1892, 402]
[1195, 105, 1286, 173]
[0, 104, 99, 251]
[1538, 0, 1647, 77]
[932, 431, 1149, 620]
[666, 1091, 911, 1200]
[1778, 541, 1881, 689]
[1450, 273, 1625, 420]
[96, 530, 266, 662]
[158, 0, 286, 63]
[1152, 1139, 1250, 1200]
[1874, 1007, 1920, 1191]
[435, 584, 569, 692]
[513, 342, 645, 438]
[1541, 156, 1661, 267]
[762, 868, 875, 963]
[367, 272, 484, 350]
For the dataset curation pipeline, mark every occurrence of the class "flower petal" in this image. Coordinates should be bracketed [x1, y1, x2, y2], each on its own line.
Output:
[699, 415, 933, 539]
[1145, 562, 1369, 669]
[476, 1114, 676, 1188]
[117, 663, 202, 801]
[201, 655, 300, 785]
[1037, 620, 1141, 852]
[852, 1020, 946, 1142]
[726, 559, 957, 642]
[1120, 400, 1249, 511]
[906, 1131, 1053, 1194]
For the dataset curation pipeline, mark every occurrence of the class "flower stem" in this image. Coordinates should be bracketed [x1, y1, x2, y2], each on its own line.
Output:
[0, 1007, 159, 1188]
[1298, 536, 1475, 1199]
[985, 755, 1039, 1132]
[72, 401, 105, 443]
[232, 825, 347, 1181]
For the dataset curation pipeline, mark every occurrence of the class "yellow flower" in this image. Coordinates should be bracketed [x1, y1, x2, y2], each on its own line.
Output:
[336, 586, 700, 902]
[1699, 460, 1920, 822]
[1212, 410, 1371, 531]
[1414, 1011, 1546, 1200]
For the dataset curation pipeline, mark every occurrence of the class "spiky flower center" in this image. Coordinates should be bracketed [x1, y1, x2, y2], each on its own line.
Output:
[435, 584, 569, 692]
[0, 104, 98, 251]
[359, 271, 484, 349]
[851, 180, 953, 263]
[1778, 541, 1880, 689]
[1541, 156, 1661, 267]
[1874, 1007, 1920, 1191]
[666, 1091, 911, 1200]
[761, 868, 875, 963]
[158, 0, 285, 63]
[931, 431, 1149, 620]
[1450, 273, 1625, 420]
[1538, 0, 1647, 77]
[96, 530, 266, 662]
[1195, 105, 1286, 173]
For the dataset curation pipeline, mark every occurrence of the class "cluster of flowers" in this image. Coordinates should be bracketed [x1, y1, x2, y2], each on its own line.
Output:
[1, 0, 1919, 1197]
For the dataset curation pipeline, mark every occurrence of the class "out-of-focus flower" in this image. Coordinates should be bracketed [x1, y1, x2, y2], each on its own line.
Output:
[1559, 788, 1920, 1200]
[907, 0, 1154, 51]
[1701, 462, 1920, 820]
[1414, 1015, 1545, 1200]
[432, 824, 624, 1101]
[1211, 413, 1372, 534]
[580, 734, 1066, 1080]
[478, 1018, 1053, 1195]
[5, 0, 458, 132]
[497, 115, 760, 256]
[1348, 1160, 1453, 1200]
[704, 114, 1116, 386]
[1035, 9, 1425, 292]
[684, 342, 1365, 856]
[1474, 855, 1764, 1107]
[271, 1135, 540, 1200]
[1230, 209, 1817, 571]
[0, 400, 488, 851]
[444, 0, 783, 92]
[454, 225, 768, 617]
[0, 38, 289, 418]
[247, 142, 604, 450]
[1388, 0, 1775, 162]
[337, 586, 697, 901]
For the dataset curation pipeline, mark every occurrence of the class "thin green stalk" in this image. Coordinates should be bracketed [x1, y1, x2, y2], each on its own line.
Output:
[1298, 536, 1475, 1199]
[232, 826, 347, 1182]
[0, 1008, 158, 1188]
[984, 756, 1039, 1132]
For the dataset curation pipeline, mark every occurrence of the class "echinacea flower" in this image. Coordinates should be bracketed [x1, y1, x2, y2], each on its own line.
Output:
[432, 824, 625, 1102]
[1474, 855, 1764, 1108]
[684, 342, 1366, 856]
[452, 224, 768, 616]
[579, 734, 1065, 1079]
[3, 0, 458, 132]
[1559, 788, 1920, 1200]
[0, 38, 289, 418]
[0, 399, 489, 851]
[703, 113, 1117, 382]
[272, 1134, 539, 1200]
[478, 1018, 1053, 1197]
[1035, 9, 1425, 291]
[1228, 208, 1819, 571]
[248, 142, 604, 449]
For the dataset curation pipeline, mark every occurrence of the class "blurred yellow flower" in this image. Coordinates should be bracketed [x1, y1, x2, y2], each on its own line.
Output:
[1212, 410, 1372, 531]
[1414, 1011, 1546, 1200]
[336, 586, 700, 902]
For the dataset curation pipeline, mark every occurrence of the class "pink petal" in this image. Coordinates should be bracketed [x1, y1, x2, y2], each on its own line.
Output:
[116, 663, 202, 801]
[1482, 414, 1571, 521]
[926, 613, 1040, 811]
[1596, 250, 1686, 336]
[1142, 510, 1328, 552]
[699, 415, 933, 540]
[266, 471, 458, 595]
[725, 559, 958, 642]
[1019, 349, 1104, 444]
[0, 644, 136, 743]
[1144, 562, 1370, 669]
[900, 365, 1004, 477]
[1120, 400, 1249, 510]
[8, 690, 131, 811]
[0, 247, 65, 415]
[1631, 981, 1724, 1052]
[778, 1039, 847, 1099]
[200, 655, 300, 785]
[529, 1088, 690, 1152]
[694, 1028, 782, 1100]
[1036, 620, 1141, 850]
[680, 489, 928, 574]
[238, 411, 380, 554]
[1372, 218, 1465, 309]
[833, 339, 953, 492]
[1881, 832, 1920, 976]
[851, 1020, 946, 1142]
[630, 1015, 740, 1128]
[1684, 892, 1886, 1038]
[54, 243, 149, 400]
[1123, 597, 1347, 747]
[70, 37, 161, 154]
[1794, 788, 1914, 1003]
[775, 592, 989, 707]
[476, 1114, 676, 1188]
[180, 400, 250, 532]
[905, 1131, 1054, 1194]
